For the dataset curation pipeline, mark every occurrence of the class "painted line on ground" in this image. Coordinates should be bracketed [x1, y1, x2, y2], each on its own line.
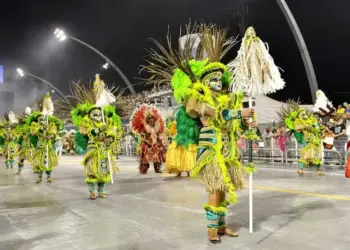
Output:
[253, 185, 350, 201]
[258, 167, 344, 176]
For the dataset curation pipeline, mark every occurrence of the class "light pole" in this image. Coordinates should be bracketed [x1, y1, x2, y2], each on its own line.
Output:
[54, 29, 136, 95]
[276, 0, 318, 103]
[16, 68, 68, 101]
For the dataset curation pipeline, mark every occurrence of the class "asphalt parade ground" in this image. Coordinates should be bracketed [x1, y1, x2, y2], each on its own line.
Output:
[0, 155, 349, 250]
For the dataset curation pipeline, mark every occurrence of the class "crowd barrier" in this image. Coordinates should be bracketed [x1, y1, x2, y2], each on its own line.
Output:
[118, 136, 348, 168]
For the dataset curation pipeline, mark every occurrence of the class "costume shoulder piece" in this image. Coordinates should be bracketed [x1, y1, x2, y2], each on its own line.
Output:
[130, 104, 164, 136]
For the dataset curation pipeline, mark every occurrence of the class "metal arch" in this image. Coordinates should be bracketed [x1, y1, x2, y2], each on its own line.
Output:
[67, 36, 136, 95]
[276, 0, 318, 103]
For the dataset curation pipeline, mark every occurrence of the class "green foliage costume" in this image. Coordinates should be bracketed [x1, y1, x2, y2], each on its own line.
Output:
[141, 22, 250, 243]
[0, 112, 20, 169]
[16, 107, 35, 174]
[280, 101, 325, 176]
[26, 94, 63, 183]
[56, 75, 122, 199]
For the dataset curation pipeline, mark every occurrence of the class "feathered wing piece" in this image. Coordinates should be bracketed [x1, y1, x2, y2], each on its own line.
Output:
[130, 105, 164, 136]
[313, 89, 336, 117]
[229, 26, 285, 96]
[42, 92, 54, 116]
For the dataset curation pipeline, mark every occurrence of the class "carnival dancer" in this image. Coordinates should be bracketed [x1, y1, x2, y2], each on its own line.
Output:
[280, 101, 325, 176]
[26, 93, 63, 183]
[0, 112, 19, 169]
[56, 74, 122, 199]
[130, 105, 166, 174]
[141, 22, 255, 243]
[16, 107, 35, 175]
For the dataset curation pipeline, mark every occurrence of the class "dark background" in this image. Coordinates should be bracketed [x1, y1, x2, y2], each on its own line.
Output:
[1, 0, 349, 104]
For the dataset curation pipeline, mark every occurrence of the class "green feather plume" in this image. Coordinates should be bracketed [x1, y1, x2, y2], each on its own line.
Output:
[74, 131, 88, 155]
[175, 106, 201, 148]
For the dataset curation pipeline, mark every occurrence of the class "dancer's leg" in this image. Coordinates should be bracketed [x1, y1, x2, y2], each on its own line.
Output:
[139, 163, 149, 174]
[297, 162, 305, 176]
[205, 191, 221, 243]
[36, 171, 43, 183]
[217, 192, 238, 237]
[315, 164, 324, 176]
[153, 162, 162, 173]
[97, 182, 106, 198]
[46, 171, 52, 183]
[17, 159, 24, 175]
[87, 177, 97, 200]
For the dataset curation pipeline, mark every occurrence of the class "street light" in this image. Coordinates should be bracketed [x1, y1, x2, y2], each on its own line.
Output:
[54, 29, 66, 41]
[16, 68, 67, 101]
[16, 68, 24, 77]
[53, 28, 136, 94]
[102, 62, 109, 70]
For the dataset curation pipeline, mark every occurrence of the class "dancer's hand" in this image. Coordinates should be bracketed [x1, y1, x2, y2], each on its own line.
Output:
[242, 108, 255, 118]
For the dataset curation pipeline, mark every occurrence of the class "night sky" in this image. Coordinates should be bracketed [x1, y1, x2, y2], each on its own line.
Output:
[1, 0, 349, 104]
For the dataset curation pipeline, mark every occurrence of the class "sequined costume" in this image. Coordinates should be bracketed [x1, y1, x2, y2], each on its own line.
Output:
[130, 105, 165, 174]
[141, 22, 253, 242]
[56, 75, 122, 199]
[280, 101, 325, 176]
[26, 93, 63, 183]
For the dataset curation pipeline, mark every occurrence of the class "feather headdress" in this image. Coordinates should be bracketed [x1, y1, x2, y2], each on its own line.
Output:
[130, 104, 164, 136]
[140, 21, 238, 89]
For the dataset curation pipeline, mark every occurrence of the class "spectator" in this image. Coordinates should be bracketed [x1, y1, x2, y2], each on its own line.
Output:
[337, 104, 345, 114]
[124, 133, 133, 156]
[344, 102, 350, 114]
[279, 125, 287, 152]
[263, 128, 272, 138]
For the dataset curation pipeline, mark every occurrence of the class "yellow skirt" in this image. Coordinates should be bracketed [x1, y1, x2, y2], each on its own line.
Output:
[165, 141, 197, 173]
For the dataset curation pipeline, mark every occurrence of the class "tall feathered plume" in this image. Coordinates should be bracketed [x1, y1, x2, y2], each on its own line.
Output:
[198, 23, 238, 63]
[140, 20, 238, 90]
[139, 20, 201, 88]
[42, 92, 54, 116]
[55, 79, 124, 121]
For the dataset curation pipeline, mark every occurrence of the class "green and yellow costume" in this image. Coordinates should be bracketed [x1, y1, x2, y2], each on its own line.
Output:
[26, 94, 63, 183]
[142, 22, 249, 243]
[280, 101, 325, 176]
[0, 114, 19, 169]
[16, 108, 35, 174]
[57, 75, 122, 199]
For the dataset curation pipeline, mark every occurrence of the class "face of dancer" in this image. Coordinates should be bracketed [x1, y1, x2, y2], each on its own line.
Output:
[38, 115, 47, 125]
[90, 108, 102, 122]
[299, 110, 308, 120]
[203, 71, 223, 92]
[147, 117, 155, 127]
